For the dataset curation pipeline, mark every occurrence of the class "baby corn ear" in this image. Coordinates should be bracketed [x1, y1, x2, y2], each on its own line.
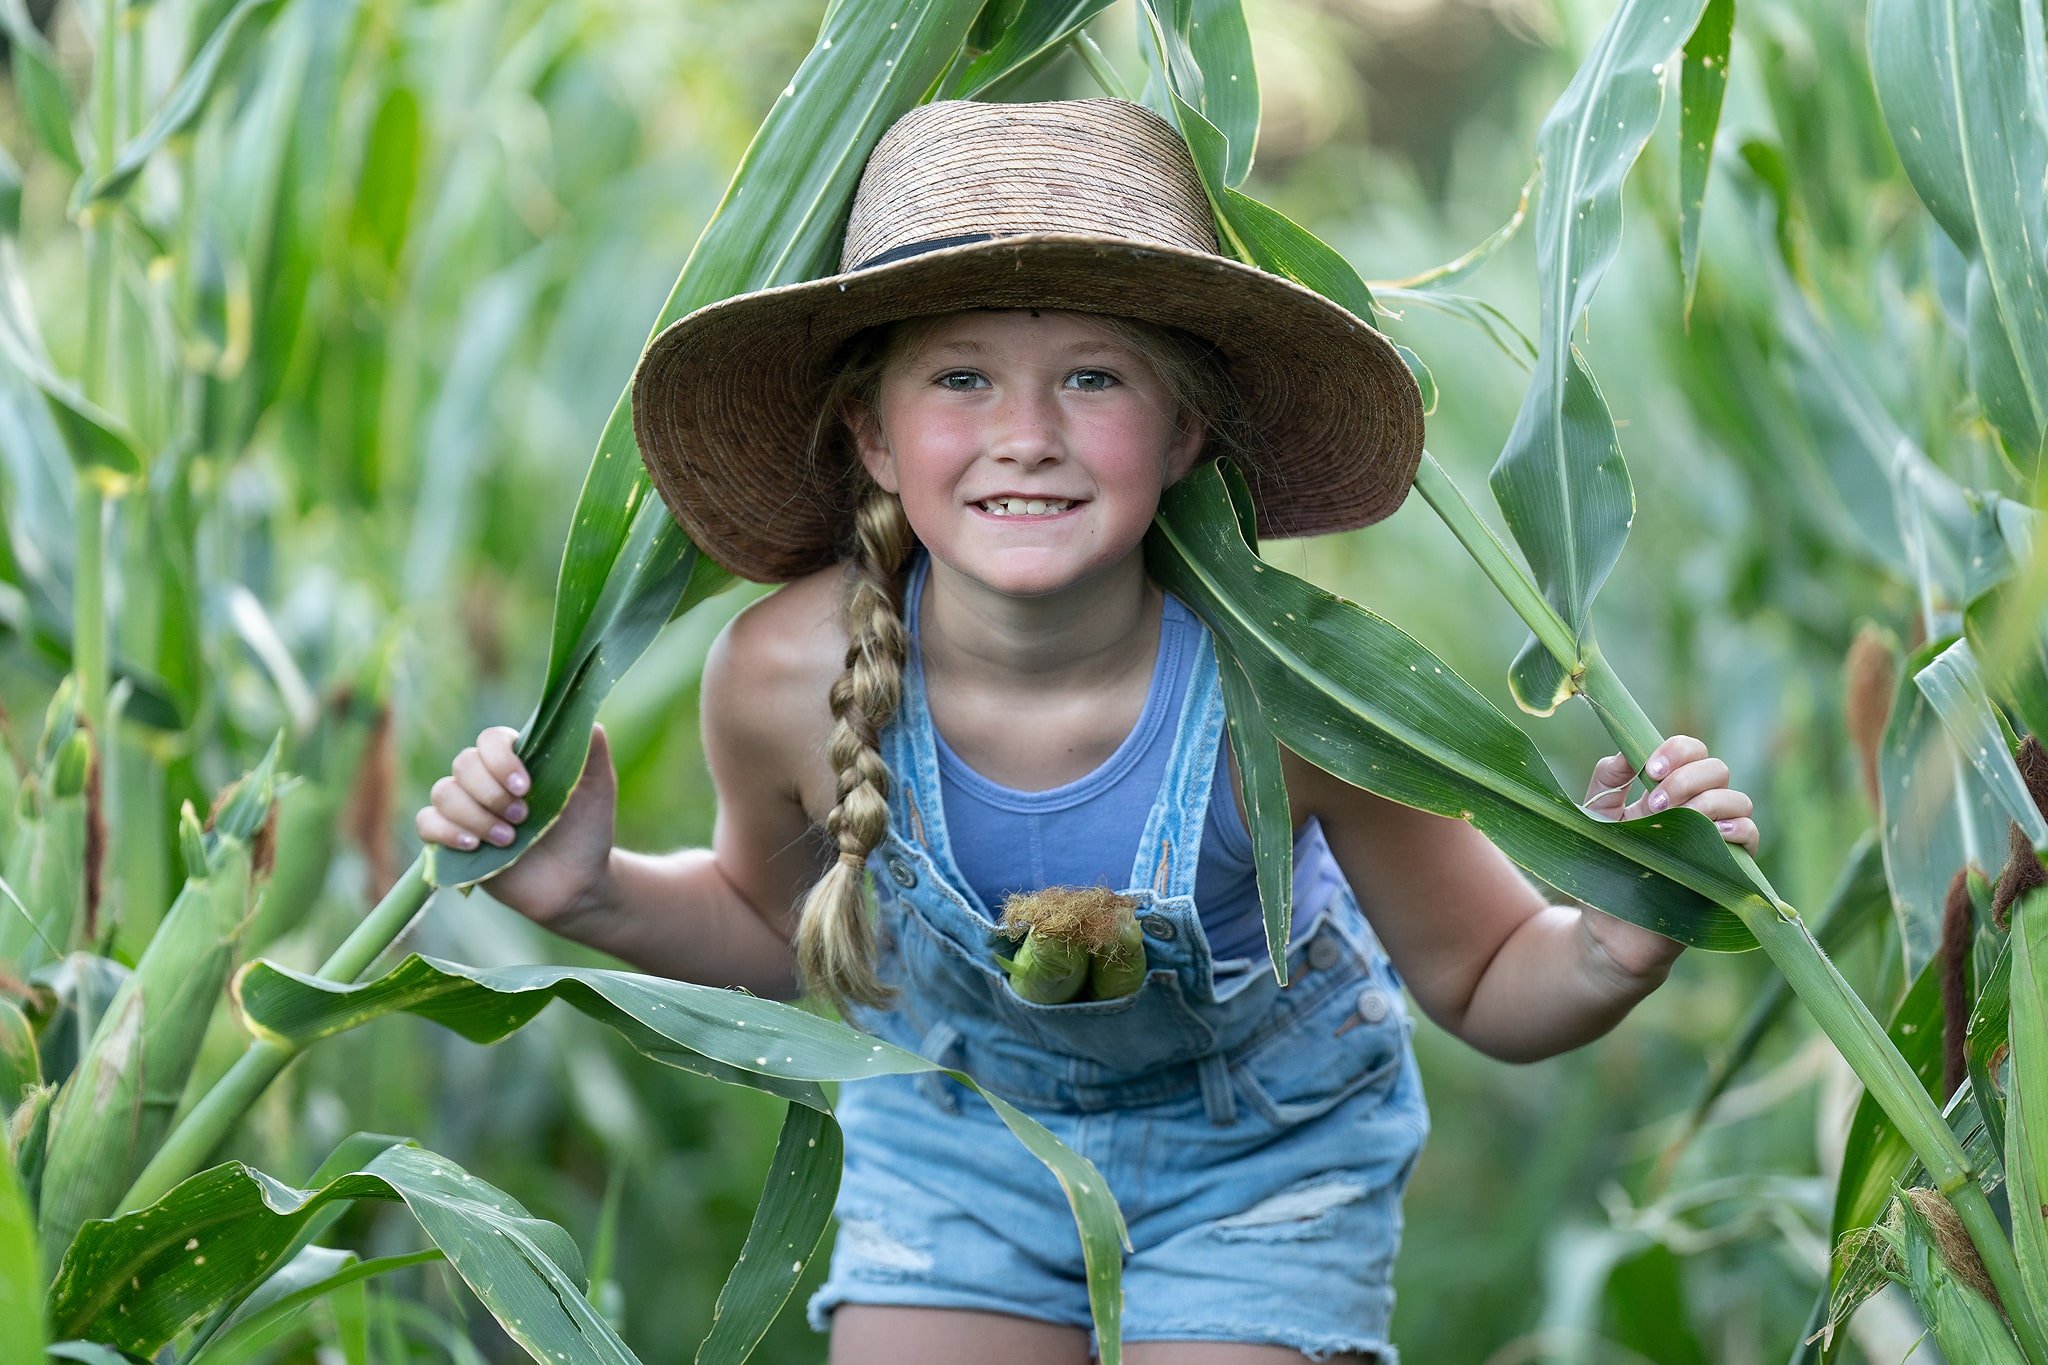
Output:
[998, 888, 1146, 1003]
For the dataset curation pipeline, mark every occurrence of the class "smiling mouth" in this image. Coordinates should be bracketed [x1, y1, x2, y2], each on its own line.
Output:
[976, 497, 1080, 517]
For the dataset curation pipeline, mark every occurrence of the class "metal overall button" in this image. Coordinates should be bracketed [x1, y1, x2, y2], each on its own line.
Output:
[885, 854, 918, 889]
[1334, 985, 1393, 1036]
[1306, 935, 1341, 971]
[1140, 913, 1178, 942]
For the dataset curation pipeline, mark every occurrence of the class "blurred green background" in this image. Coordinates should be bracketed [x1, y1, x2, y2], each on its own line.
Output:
[1, 0, 1980, 1356]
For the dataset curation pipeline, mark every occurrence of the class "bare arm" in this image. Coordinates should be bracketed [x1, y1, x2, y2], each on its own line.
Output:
[1290, 736, 1757, 1063]
[418, 577, 845, 999]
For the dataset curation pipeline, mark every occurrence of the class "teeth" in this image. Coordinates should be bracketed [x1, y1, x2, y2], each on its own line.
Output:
[981, 498, 1072, 516]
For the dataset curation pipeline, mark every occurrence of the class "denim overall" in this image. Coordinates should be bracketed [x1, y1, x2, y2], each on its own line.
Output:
[806, 576, 1432, 1361]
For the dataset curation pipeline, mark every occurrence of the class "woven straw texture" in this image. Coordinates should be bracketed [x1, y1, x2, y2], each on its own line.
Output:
[632, 98, 1425, 583]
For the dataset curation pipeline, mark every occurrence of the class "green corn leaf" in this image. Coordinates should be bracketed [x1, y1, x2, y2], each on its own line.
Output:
[46, 1140, 620, 1359]
[46, 1345, 152, 1363]
[1677, 0, 1733, 326]
[1489, 0, 1707, 713]
[1149, 462, 1759, 950]
[74, 0, 289, 208]
[2010, 887, 2048, 1313]
[536, 0, 986, 713]
[1134, 1, 1377, 320]
[947, 0, 1118, 97]
[1370, 286, 1537, 371]
[0, 1142, 42, 1364]
[1880, 638, 2007, 977]
[1217, 647, 1294, 984]
[1962, 496, 2048, 750]
[1967, 937, 2012, 1159]
[1373, 171, 1533, 294]
[1915, 639, 2048, 845]
[187, 1247, 445, 1365]
[695, 1103, 840, 1365]
[0, 242, 145, 486]
[1869, 0, 2048, 462]
[0, 0, 79, 175]
[1137, 0, 1259, 187]
[231, 954, 1135, 1362]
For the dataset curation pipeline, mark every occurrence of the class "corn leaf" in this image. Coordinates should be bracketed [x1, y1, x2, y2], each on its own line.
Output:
[0, 246, 143, 486]
[1963, 496, 2048, 753]
[1133, 3, 1372, 319]
[1369, 286, 1537, 371]
[0, 0, 79, 175]
[188, 1247, 445, 1365]
[0, 1141, 42, 1364]
[1967, 937, 2012, 1158]
[1677, 0, 1733, 325]
[2011, 888, 2048, 1313]
[535, 0, 986, 713]
[47, 1139, 622, 1360]
[1915, 639, 2048, 845]
[1869, 0, 2048, 465]
[1149, 462, 1759, 950]
[1879, 638, 2007, 977]
[947, 0, 1118, 98]
[0, 998, 37, 1116]
[75, 0, 289, 208]
[1489, 0, 1710, 715]
[695, 1102, 839, 1365]
[1217, 647, 1294, 984]
[232, 953, 1135, 1362]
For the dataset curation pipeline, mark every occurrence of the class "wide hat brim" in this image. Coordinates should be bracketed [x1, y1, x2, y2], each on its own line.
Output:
[630, 232, 1426, 584]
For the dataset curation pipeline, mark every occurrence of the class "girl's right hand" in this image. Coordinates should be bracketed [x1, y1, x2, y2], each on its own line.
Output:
[415, 722, 619, 929]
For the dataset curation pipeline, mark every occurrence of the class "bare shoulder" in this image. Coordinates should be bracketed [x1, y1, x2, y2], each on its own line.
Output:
[702, 567, 847, 815]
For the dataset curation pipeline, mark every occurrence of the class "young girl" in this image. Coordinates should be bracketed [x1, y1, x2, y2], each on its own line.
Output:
[415, 98, 1759, 1365]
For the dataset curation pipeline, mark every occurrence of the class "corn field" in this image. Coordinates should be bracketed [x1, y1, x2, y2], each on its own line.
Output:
[0, 0, 2044, 1358]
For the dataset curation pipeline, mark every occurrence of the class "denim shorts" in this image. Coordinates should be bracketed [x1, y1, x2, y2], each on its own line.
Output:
[804, 874, 1430, 1361]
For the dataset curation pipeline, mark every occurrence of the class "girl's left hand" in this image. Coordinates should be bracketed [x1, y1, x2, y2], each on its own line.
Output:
[1577, 736, 1759, 982]
[1580, 735, 1760, 857]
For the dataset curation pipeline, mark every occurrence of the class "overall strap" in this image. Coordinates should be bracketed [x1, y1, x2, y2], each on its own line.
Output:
[1126, 624, 1224, 899]
[884, 552, 942, 856]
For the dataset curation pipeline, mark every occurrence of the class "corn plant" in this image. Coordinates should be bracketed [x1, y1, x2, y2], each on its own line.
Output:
[4, 0, 2046, 1358]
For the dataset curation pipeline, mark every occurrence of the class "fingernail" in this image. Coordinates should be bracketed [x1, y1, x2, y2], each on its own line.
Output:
[489, 822, 515, 846]
[1647, 789, 1670, 811]
[1716, 819, 1737, 833]
[505, 801, 528, 823]
[458, 833, 479, 850]
[1647, 757, 1669, 778]
[508, 772, 529, 795]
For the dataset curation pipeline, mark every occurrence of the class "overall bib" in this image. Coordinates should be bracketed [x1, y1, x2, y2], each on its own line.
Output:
[807, 570, 1431, 1361]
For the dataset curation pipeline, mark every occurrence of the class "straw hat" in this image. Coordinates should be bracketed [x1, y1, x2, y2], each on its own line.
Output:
[630, 97, 1425, 584]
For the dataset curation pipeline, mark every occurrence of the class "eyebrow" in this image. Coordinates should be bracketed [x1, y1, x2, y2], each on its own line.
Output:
[920, 339, 1137, 360]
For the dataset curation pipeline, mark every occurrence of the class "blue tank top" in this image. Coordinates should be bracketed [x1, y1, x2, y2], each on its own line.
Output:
[906, 553, 1340, 961]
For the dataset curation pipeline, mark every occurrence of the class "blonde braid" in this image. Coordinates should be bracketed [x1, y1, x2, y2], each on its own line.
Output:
[796, 486, 914, 1012]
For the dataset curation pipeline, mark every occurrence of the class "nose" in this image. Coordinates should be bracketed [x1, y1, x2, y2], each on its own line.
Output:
[984, 385, 1063, 470]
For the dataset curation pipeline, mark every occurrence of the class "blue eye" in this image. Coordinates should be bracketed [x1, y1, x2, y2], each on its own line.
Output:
[1067, 368, 1117, 391]
[937, 370, 988, 391]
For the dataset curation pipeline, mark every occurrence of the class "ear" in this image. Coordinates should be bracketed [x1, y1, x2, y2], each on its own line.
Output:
[1163, 415, 1207, 484]
[845, 397, 899, 495]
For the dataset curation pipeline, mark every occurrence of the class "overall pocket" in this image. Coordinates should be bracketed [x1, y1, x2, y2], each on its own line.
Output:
[1230, 934, 1408, 1128]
